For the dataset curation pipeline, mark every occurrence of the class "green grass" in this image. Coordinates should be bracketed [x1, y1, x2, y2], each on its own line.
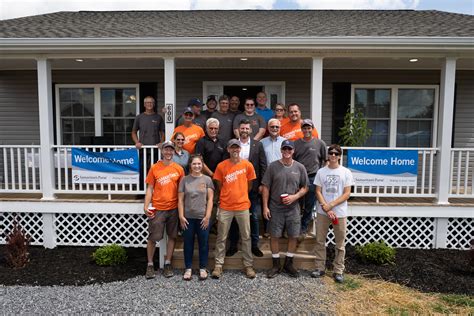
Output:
[386, 306, 409, 316]
[439, 294, 474, 308]
[432, 303, 456, 314]
[336, 276, 362, 291]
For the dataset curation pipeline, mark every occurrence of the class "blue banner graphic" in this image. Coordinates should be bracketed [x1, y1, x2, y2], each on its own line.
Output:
[347, 149, 418, 186]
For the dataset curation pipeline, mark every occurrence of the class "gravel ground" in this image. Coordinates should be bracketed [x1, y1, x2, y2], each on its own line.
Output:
[1, 270, 336, 314]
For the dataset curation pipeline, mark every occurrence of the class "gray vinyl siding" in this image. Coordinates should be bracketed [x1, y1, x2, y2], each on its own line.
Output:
[0, 68, 472, 148]
[0, 71, 39, 145]
[453, 71, 474, 148]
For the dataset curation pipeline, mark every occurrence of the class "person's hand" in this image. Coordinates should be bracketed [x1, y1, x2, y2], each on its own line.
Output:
[258, 185, 264, 194]
[322, 202, 333, 213]
[327, 210, 337, 221]
[283, 194, 298, 205]
[201, 216, 210, 229]
[179, 216, 189, 230]
[263, 207, 271, 220]
[135, 142, 143, 149]
[144, 208, 155, 218]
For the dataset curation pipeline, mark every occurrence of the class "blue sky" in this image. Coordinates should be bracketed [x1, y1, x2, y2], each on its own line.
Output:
[1, 0, 472, 20]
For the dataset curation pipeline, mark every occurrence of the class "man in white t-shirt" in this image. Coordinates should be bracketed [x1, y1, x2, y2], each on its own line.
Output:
[312, 144, 354, 283]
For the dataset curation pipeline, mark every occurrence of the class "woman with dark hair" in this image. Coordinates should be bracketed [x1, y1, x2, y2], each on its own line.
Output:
[177, 154, 214, 280]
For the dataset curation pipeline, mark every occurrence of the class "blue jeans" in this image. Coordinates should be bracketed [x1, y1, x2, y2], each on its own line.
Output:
[182, 218, 210, 269]
[229, 191, 260, 248]
[301, 175, 316, 234]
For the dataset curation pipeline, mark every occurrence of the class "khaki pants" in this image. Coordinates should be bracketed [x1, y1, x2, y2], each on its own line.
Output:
[314, 213, 347, 274]
[214, 208, 253, 268]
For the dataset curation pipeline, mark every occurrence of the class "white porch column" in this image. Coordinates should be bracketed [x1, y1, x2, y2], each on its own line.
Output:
[435, 57, 457, 204]
[163, 57, 176, 140]
[36, 58, 56, 200]
[311, 57, 324, 138]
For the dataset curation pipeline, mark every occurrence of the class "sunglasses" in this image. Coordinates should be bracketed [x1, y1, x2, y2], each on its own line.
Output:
[175, 139, 185, 142]
[245, 103, 255, 106]
[281, 147, 294, 151]
[275, 108, 285, 112]
[269, 126, 280, 129]
[328, 151, 341, 156]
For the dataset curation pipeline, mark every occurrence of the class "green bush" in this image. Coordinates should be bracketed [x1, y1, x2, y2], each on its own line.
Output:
[355, 241, 396, 265]
[92, 244, 127, 266]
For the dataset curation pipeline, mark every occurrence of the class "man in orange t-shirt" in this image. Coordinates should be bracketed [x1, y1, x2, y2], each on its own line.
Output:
[211, 139, 257, 279]
[173, 107, 205, 153]
[143, 140, 185, 280]
[280, 103, 319, 141]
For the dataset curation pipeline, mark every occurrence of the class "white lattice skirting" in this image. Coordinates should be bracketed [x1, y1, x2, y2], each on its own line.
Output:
[1, 212, 472, 249]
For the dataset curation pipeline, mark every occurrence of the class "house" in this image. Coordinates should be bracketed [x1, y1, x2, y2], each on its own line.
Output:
[0, 10, 473, 257]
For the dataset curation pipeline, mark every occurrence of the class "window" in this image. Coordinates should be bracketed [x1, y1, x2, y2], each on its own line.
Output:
[56, 84, 139, 145]
[351, 85, 438, 148]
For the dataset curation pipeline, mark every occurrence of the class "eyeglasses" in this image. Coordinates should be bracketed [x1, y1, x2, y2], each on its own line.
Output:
[275, 108, 285, 112]
[328, 151, 341, 156]
[175, 139, 185, 142]
[269, 126, 280, 129]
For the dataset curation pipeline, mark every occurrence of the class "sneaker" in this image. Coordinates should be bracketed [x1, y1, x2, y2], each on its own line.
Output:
[211, 266, 223, 279]
[252, 247, 264, 257]
[226, 246, 238, 257]
[199, 269, 208, 281]
[163, 264, 174, 278]
[145, 265, 156, 279]
[183, 268, 192, 281]
[263, 232, 270, 239]
[244, 266, 256, 279]
[333, 273, 344, 283]
[311, 269, 326, 278]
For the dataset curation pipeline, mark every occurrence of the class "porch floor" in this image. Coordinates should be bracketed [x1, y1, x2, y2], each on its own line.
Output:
[1, 193, 474, 206]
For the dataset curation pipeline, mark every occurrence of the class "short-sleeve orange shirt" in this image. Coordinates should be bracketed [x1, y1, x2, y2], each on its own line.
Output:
[280, 120, 319, 141]
[146, 161, 185, 210]
[213, 159, 256, 211]
[173, 124, 205, 154]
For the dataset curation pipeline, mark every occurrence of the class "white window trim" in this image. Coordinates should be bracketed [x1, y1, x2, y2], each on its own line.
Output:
[350, 84, 439, 147]
[202, 81, 286, 108]
[55, 84, 140, 145]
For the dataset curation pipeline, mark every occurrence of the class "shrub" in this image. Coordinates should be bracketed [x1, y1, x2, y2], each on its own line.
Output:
[355, 241, 396, 265]
[4, 220, 31, 268]
[92, 244, 127, 266]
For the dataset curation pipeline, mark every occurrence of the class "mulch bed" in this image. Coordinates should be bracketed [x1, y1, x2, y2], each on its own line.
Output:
[0, 245, 472, 295]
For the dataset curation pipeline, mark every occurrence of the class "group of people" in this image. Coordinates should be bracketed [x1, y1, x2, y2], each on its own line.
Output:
[132, 93, 353, 283]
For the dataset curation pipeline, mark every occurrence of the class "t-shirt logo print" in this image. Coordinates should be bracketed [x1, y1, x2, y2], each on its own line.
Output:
[325, 175, 340, 194]
[158, 172, 180, 186]
[224, 168, 246, 183]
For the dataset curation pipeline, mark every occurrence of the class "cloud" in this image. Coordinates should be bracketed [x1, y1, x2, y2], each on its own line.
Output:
[291, 0, 420, 10]
[0, 0, 192, 20]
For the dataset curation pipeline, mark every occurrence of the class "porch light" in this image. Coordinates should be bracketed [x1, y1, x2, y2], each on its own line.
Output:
[409, 58, 418, 62]
[75, 59, 84, 62]
[242, 88, 247, 91]
[240, 58, 248, 61]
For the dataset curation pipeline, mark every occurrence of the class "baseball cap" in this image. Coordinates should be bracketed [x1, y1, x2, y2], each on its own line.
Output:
[188, 98, 203, 107]
[182, 107, 194, 115]
[227, 139, 242, 148]
[161, 140, 175, 149]
[301, 119, 314, 128]
[281, 140, 295, 149]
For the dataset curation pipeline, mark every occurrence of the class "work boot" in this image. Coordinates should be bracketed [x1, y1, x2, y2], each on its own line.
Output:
[266, 257, 282, 278]
[163, 263, 174, 278]
[211, 265, 223, 279]
[244, 266, 256, 279]
[283, 256, 299, 278]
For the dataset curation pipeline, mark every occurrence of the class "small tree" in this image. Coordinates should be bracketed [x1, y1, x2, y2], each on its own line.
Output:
[338, 107, 372, 147]
[4, 219, 31, 268]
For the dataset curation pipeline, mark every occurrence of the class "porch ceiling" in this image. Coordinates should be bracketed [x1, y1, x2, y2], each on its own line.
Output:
[1, 56, 473, 71]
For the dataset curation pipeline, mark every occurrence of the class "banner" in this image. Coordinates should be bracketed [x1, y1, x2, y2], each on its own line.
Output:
[347, 149, 418, 186]
[72, 148, 139, 184]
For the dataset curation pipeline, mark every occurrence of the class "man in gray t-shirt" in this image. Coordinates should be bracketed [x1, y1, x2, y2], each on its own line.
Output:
[262, 140, 308, 279]
[294, 119, 327, 238]
[211, 95, 235, 144]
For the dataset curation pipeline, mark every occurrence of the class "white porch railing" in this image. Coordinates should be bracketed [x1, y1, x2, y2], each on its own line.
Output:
[449, 148, 474, 198]
[341, 147, 438, 199]
[0, 145, 41, 193]
[52, 145, 159, 195]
